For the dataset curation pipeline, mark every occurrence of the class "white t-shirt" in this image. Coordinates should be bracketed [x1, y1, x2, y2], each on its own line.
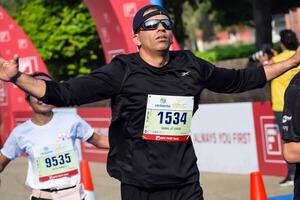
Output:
[1, 111, 94, 189]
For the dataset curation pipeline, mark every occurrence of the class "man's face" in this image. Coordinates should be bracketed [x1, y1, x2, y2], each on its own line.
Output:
[28, 96, 54, 114]
[134, 14, 173, 53]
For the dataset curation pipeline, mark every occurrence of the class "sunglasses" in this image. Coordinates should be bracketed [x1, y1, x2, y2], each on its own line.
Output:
[141, 19, 173, 31]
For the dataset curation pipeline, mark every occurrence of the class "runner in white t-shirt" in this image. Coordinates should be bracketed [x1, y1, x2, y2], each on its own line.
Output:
[0, 72, 109, 200]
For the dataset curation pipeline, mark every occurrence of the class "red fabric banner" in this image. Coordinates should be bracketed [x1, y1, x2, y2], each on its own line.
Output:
[0, 7, 48, 146]
[77, 107, 111, 163]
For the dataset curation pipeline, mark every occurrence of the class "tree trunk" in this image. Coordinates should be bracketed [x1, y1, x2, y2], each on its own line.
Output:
[164, 1, 185, 47]
[172, 4, 185, 47]
[251, 0, 272, 50]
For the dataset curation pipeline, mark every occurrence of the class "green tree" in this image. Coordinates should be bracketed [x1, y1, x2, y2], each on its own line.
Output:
[251, 0, 272, 49]
[13, 0, 104, 81]
[182, 1, 214, 47]
[0, 0, 28, 14]
[164, 0, 198, 46]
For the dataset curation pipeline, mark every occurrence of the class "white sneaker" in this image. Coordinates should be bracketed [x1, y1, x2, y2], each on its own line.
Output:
[279, 177, 294, 187]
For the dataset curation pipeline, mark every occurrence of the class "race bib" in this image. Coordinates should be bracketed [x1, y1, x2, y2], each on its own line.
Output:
[143, 95, 194, 142]
[35, 141, 78, 182]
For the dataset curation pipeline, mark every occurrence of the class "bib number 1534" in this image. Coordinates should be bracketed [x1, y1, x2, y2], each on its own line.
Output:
[158, 111, 187, 125]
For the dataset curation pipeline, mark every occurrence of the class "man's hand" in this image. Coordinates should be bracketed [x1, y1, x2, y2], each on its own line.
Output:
[263, 46, 300, 81]
[258, 53, 270, 65]
[0, 153, 10, 173]
[0, 54, 19, 82]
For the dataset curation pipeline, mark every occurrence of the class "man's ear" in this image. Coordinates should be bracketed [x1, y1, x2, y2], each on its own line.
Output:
[133, 33, 141, 47]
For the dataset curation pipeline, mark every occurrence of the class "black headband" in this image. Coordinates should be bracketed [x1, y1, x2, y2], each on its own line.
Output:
[133, 5, 170, 33]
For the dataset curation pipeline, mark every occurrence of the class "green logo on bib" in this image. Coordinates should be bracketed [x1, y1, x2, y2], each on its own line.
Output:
[160, 98, 166, 104]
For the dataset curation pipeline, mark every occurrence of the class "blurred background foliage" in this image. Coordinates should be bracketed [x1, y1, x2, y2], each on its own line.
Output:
[194, 43, 280, 62]
[1, 0, 105, 81]
[167, 0, 300, 49]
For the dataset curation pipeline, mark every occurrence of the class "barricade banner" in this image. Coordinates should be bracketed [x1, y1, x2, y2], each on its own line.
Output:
[191, 102, 259, 174]
[252, 102, 286, 176]
[77, 107, 111, 162]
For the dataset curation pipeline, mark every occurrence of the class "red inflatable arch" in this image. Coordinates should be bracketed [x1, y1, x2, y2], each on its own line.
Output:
[0, 7, 49, 146]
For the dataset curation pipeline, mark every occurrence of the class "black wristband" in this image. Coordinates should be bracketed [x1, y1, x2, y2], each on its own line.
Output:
[10, 71, 22, 83]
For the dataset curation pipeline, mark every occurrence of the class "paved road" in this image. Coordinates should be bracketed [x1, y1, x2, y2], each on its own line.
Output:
[0, 157, 293, 200]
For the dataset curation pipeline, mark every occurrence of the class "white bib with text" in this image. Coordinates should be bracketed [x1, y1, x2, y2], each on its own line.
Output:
[143, 94, 194, 142]
[34, 140, 78, 182]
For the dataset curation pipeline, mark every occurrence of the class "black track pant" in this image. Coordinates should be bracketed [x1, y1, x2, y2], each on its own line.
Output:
[121, 181, 204, 200]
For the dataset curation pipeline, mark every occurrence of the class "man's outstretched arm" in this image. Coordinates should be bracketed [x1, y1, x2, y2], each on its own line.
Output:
[87, 133, 109, 149]
[0, 55, 46, 98]
[263, 46, 300, 81]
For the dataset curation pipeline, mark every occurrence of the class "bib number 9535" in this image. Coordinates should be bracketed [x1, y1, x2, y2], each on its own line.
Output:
[45, 153, 71, 168]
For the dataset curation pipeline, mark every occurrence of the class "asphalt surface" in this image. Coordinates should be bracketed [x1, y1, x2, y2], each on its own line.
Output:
[0, 157, 293, 200]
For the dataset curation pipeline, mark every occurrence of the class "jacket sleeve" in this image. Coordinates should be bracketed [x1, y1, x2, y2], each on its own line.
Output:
[40, 57, 127, 106]
[196, 54, 267, 93]
[202, 60, 267, 93]
[186, 51, 267, 93]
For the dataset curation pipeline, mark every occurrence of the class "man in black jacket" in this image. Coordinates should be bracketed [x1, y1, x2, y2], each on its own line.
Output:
[0, 4, 300, 200]
[282, 71, 300, 200]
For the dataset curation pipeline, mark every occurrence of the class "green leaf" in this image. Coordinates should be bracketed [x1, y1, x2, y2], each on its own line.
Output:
[14, 0, 105, 81]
